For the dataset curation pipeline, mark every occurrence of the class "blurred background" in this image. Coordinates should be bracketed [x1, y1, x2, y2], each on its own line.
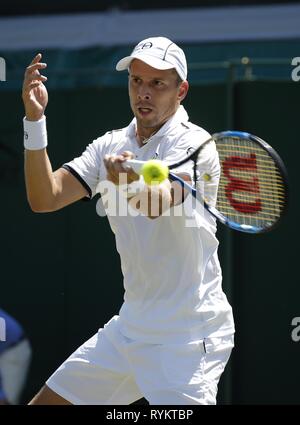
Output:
[0, 0, 299, 405]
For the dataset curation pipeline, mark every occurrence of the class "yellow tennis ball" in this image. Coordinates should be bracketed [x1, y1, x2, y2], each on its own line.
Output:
[203, 173, 212, 181]
[141, 160, 169, 185]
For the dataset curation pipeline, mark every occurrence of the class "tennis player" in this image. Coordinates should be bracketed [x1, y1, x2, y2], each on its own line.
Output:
[22, 37, 234, 405]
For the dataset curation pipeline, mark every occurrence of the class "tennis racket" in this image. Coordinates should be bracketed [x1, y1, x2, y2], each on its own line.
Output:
[126, 131, 288, 234]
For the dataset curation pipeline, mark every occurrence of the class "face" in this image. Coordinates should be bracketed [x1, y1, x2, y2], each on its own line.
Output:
[128, 59, 189, 140]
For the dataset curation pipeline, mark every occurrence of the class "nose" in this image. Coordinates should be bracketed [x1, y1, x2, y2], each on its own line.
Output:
[137, 92, 151, 101]
[137, 84, 151, 101]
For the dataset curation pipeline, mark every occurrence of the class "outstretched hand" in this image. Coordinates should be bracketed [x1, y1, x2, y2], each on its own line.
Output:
[22, 53, 48, 121]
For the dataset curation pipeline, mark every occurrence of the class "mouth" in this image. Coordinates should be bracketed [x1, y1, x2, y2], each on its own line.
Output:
[137, 106, 153, 117]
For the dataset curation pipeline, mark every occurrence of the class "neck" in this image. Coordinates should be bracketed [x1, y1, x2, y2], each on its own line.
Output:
[135, 105, 181, 146]
[137, 130, 158, 146]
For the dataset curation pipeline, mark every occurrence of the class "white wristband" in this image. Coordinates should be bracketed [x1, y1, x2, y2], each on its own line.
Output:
[118, 177, 146, 199]
[23, 116, 48, 150]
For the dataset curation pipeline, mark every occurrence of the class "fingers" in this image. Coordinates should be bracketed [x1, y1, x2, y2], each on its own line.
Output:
[26, 81, 43, 91]
[23, 54, 47, 92]
[120, 151, 140, 182]
[122, 151, 135, 160]
[22, 77, 47, 98]
[26, 53, 47, 75]
[26, 62, 47, 75]
[104, 154, 126, 184]
[30, 53, 42, 66]
[24, 64, 47, 82]
[104, 154, 138, 185]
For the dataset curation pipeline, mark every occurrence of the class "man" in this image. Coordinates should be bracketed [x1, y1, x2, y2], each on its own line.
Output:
[22, 37, 234, 405]
[0, 309, 32, 404]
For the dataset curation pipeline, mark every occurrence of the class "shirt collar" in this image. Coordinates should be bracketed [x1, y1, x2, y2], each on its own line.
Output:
[126, 105, 189, 142]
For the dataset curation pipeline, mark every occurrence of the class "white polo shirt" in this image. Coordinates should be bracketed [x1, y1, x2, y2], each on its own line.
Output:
[64, 106, 234, 344]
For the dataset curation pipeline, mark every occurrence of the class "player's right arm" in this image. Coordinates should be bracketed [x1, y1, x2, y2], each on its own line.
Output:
[22, 54, 88, 212]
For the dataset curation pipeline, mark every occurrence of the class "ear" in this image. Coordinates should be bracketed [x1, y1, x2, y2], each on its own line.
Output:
[178, 80, 189, 102]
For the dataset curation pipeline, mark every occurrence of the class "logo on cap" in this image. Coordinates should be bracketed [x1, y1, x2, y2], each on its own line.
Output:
[135, 42, 153, 52]
[141, 42, 153, 49]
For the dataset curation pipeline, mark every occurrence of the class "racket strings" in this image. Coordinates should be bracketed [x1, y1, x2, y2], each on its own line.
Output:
[211, 137, 286, 228]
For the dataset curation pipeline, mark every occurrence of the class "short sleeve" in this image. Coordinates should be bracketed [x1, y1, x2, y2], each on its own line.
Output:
[63, 139, 102, 199]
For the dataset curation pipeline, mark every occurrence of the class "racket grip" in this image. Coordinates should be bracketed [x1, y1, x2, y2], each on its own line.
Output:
[124, 159, 146, 174]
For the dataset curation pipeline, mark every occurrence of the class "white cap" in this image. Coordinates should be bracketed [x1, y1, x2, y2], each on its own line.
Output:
[116, 37, 187, 81]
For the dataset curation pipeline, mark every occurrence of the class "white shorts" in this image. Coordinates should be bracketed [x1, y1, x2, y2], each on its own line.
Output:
[47, 316, 234, 405]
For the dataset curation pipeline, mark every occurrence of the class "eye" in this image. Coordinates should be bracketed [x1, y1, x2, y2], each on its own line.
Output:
[154, 80, 164, 86]
[131, 77, 141, 84]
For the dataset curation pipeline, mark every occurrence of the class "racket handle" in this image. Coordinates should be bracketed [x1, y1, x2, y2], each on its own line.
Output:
[124, 159, 146, 174]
